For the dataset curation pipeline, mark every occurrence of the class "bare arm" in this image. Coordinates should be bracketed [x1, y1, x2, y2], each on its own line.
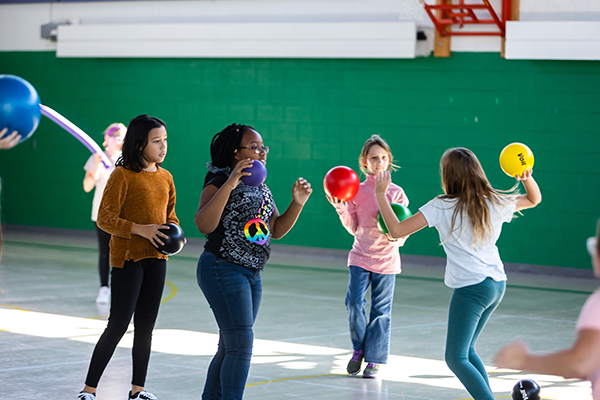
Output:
[375, 171, 428, 239]
[494, 329, 600, 379]
[194, 159, 253, 235]
[83, 154, 104, 192]
[270, 178, 312, 239]
[514, 169, 542, 212]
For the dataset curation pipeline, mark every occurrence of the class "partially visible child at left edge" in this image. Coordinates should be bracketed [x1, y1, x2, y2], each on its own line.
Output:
[327, 134, 409, 378]
[77, 115, 179, 400]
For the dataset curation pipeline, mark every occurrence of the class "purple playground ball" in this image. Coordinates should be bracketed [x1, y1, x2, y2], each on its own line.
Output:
[241, 160, 267, 186]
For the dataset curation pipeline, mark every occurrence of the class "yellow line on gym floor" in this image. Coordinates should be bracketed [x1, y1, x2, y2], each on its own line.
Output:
[161, 279, 177, 303]
[246, 373, 343, 387]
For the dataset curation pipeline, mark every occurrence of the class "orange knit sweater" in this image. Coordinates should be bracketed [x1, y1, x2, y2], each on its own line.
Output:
[97, 166, 179, 268]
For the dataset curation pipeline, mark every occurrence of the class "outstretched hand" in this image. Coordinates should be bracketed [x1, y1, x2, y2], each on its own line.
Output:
[0, 128, 21, 150]
[493, 341, 528, 370]
[375, 171, 392, 195]
[292, 177, 312, 206]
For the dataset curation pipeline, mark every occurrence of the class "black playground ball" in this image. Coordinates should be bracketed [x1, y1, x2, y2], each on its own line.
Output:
[512, 379, 541, 400]
[157, 223, 185, 256]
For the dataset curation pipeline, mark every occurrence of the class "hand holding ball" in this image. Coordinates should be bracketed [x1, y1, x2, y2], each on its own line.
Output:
[323, 166, 360, 202]
[157, 223, 185, 256]
[241, 160, 267, 186]
[377, 203, 412, 235]
[500, 143, 534, 177]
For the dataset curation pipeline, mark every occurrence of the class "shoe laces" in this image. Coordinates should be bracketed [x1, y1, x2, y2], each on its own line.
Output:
[350, 350, 364, 362]
[78, 392, 96, 400]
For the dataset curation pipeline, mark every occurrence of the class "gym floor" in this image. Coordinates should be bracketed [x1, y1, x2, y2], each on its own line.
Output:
[0, 226, 597, 400]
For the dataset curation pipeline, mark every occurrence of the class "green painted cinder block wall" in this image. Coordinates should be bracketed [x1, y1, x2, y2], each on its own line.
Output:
[0, 52, 599, 270]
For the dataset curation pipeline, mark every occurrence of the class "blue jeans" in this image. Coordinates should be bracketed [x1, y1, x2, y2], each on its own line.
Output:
[445, 277, 506, 400]
[345, 265, 396, 364]
[197, 251, 262, 400]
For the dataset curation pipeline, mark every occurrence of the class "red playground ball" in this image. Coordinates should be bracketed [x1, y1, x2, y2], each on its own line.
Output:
[157, 223, 185, 256]
[241, 160, 267, 186]
[323, 166, 360, 202]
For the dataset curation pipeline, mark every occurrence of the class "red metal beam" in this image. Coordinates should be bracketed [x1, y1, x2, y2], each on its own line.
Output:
[424, 0, 509, 37]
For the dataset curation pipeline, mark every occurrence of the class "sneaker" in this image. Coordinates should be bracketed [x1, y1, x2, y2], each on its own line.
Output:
[346, 349, 364, 375]
[78, 392, 96, 400]
[129, 390, 157, 400]
[363, 363, 380, 379]
[96, 286, 110, 304]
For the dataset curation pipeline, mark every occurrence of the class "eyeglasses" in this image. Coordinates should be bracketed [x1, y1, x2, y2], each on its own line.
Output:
[238, 145, 270, 154]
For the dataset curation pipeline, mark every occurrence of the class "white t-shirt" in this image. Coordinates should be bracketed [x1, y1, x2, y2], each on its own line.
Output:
[83, 152, 119, 222]
[419, 196, 516, 289]
[576, 289, 600, 400]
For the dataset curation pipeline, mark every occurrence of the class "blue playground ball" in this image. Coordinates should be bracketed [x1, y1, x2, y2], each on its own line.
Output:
[0, 74, 41, 144]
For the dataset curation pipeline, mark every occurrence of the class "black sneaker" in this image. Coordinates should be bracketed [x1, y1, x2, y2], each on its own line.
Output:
[78, 392, 96, 400]
[129, 390, 157, 400]
[346, 349, 364, 375]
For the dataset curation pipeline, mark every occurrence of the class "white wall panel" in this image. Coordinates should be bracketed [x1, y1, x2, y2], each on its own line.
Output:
[505, 21, 600, 60]
[56, 22, 418, 58]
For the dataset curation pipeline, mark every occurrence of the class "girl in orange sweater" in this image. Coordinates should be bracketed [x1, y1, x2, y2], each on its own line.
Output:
[78, 115, 180, 400]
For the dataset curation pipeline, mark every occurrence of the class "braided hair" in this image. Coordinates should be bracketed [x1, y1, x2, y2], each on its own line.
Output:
[204, 123, 254, 186]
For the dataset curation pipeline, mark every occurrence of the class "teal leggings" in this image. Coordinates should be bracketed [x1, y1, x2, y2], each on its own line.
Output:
[445, 277, 506, 400]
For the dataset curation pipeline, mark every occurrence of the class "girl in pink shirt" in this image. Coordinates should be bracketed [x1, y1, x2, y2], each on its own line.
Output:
[494, 218, 600, 399]
[327, 135, 408, 378]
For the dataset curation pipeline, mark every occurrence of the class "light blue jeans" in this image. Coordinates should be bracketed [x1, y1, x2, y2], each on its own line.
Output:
[445, 277, 506, 400]
[197, 251, 262, 400]
[345, 265, 396, 364]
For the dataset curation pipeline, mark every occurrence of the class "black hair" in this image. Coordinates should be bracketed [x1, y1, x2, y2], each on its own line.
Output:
[116, 115, 166, 172]
[204, 123, 254, 186]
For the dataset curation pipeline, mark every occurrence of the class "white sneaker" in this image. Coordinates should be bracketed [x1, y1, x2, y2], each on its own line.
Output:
[95, 286, 110, 304]
[129, 390, 157, 399]
[78, 392, 96, 400]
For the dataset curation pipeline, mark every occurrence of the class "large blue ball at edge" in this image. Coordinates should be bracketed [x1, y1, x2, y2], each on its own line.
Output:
[241, 161, 267, 186]
[0, 74, 41, 144]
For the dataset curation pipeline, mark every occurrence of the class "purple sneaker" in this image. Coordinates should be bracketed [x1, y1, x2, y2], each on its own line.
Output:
[347, 350, 364, 375]
[363, 363, 380, 378]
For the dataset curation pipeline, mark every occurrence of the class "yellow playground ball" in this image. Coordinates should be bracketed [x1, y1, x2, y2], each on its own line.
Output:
[499, 142, 534, 177]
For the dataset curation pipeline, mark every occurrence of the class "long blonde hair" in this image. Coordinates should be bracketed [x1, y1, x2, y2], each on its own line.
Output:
[439, 147, 517, 247]
[358, 134, 399, 175]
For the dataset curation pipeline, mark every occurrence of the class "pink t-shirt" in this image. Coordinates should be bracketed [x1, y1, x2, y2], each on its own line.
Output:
[333, 174, 408, 274]
[576, 289, 600, 399]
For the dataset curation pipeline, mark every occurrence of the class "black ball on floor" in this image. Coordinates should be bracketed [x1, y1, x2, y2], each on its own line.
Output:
[512, 379, 541, 400]
[157, 223, 185, 256]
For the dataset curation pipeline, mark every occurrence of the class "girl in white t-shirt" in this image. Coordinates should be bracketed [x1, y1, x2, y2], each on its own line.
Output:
[83, 123, 126, 304]
[495, 218, 600, 400]
[375, 147, 541, 400]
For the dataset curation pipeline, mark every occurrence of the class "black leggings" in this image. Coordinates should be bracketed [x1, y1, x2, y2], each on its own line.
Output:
[85, 258, 166, 388]
[94, 223, 111, 287]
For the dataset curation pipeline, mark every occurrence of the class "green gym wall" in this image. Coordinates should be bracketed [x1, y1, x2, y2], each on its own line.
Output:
[0, 52, 599, 271]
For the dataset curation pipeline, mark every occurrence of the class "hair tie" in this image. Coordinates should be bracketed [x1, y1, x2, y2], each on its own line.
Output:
[206, 162, 229, 174]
